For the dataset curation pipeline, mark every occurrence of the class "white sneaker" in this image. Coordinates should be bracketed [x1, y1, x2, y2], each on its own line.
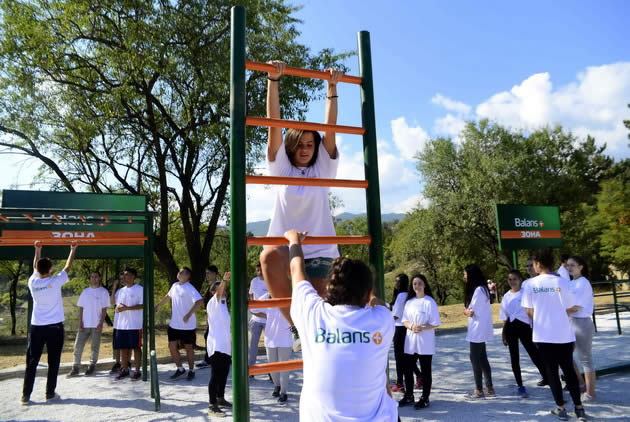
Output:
[581, 392, 595, 402]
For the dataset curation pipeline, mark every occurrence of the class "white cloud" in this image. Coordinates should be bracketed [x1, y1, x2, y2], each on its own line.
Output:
[390, 117, 430, 159]
[432, 93, 472, 115]
[434, 113, 467, 143]
[388, 193, 429, 213]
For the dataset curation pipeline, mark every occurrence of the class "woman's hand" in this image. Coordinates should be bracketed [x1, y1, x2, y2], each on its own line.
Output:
[284, 229, 307, 245]
[268, 60, 286, 80]
[411, 324, 423, 333]
[325, 68, 343, 86]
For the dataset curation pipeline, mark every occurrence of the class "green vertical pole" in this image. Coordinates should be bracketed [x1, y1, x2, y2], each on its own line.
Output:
[512, 250, 519, 270]
[230, 6, 249, 422]
[142, 242, 148, 383]
[612, 280, 621, 335]
[145, 214, 156, 388]
[358, 31, 385, 299]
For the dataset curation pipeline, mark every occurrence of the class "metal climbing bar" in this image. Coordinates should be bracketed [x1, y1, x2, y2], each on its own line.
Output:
[246, 116, 365, 135]
[246, 175, 368, 189]
[249, 360, 304, 376]
[247, 235, 371, 246]
[248, 297, 291, 310]
[246, 61, 362, 84]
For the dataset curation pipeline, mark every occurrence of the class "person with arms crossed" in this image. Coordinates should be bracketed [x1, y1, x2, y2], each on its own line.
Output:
[112, 267, 143, 380]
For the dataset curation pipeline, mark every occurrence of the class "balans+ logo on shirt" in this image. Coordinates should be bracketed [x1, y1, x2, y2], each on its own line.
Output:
[315, 328, 384, 345]
[32, 284, 53, 293]
[533, 287, 561, 294]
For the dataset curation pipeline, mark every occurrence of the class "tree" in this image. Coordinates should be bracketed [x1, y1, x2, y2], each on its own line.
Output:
[624, 104, 630, 145]
[0, 260, 26, 335]
[0, 1, 350, 289]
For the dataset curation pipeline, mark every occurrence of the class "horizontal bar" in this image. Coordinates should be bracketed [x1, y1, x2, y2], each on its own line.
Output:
[248, 359, 303, 376]
[246, 61, 362, 85]
[247, 235, 371, 246]
[246, 116, 365, 135]
[248, 297, 291, 310]
[246, 175, 368, 189]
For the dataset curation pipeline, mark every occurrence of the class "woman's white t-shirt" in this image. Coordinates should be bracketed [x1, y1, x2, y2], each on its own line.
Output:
[113, 284, 144, 330]
[290, 281, 397, 422]
[391, 292, 408, 327]
[466, 286, 494, 343]
[206, 294, 231, 356]
[402, 296, 441, 355]
[568, 276, 593, 318]
[258, 293, 292, 348]
[521, 274, 576, 344]
[249, 277, 268, 325]
[168, 281, 203, 330]
[499, 289, 531, 325]
[29, 271, 69, 326]
[77, 286, 110, 328]
[266, 140, 340, 260]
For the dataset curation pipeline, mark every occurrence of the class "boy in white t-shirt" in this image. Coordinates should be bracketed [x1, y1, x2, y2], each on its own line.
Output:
[286, 229, 397, 422]
[22, 242, 78, 405]
[112, 267, 143, 380]
[67, 270, 110, 377]
[248, 262, 268, 369]
[155, 267, 204, 380]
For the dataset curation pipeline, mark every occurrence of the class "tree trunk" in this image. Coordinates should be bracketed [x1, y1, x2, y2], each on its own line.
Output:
[9, 260, 24, 336]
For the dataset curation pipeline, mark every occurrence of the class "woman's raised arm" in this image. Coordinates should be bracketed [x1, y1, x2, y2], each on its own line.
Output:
[266, 60, 286, 162]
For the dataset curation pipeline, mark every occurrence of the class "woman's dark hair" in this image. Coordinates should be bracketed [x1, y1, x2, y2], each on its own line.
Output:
[508, 269, 523, 281]
[407, 274, 434, 301]
[568, 255, 590, 279]
[463, 264, 490, 308]
[532, 248, 554, 272]
[284, 129, 321, 167]
[390, 273, 409, 306]
[207, 265, 218, 274]
[326, 257, 373, 307]
[36, 258, 53, 275]
[90, 270, 102, 277]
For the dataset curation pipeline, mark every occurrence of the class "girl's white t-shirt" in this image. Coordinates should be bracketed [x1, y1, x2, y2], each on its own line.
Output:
[521, 273, 576, 344]
[206, 294, 231, 356]
[266, 140, 340, 260]
[168, 281, 203, 330]
[391, 292, 408, 327]
[258, 293, 292, 348]
[290, 281, 397, 422]
[29, 271, 69, 326]
[568, 276, 594, 318]
[402, 296, 441, 355]
[113, 284, 144, 330]
[249, 277, 268, 325]
[499, 289, 531, 325]
[466, 286, 494, 343]
[77, 286, 111, 328]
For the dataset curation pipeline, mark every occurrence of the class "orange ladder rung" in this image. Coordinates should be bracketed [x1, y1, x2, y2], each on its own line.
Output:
[246, 61, 362, 85]
[248, 297, 291, 310]
[246, 175, 368, 189]
[248, 359, 304, 376]
[246, 116, 365, 135]
[247, 235, 371, 246]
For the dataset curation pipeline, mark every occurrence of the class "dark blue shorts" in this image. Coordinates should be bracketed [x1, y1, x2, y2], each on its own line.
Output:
[114, 329, 142, 350]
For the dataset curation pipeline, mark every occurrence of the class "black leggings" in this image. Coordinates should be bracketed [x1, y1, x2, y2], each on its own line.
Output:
[393, 326, 420, 385]
[469, 342, 492, 390]
[23, 323, 65, 398]
[403, 354, 432, 399]
[504, 319, 547, 386]
[208, 351, 231, 404]
[537, 342, 582, 407]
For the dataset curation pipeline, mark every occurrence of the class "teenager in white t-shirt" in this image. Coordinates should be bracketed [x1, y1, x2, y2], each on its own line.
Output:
[207, 274, 232, 417]
[197, 264, 219, 368]
[22, 242, 78, 405]
[67, 270, 110, 378]
[499, 270, 546, 398]
[259, 61, 344, 352]
[285, 229, 397, 422]
[155, 267, 204, 380]
[248, 263, 268, 368]
[399, 274, 441, 410]
[462, 264, 495, 400]
[557, 254, 570, 281]
[566, 255, 596, 401]
[391, 274, 419, 392]
[112, 267, 143, 380]
[521, 248, 587, 421]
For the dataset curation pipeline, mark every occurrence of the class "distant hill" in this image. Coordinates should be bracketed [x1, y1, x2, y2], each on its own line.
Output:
[246, 212, 405, 236]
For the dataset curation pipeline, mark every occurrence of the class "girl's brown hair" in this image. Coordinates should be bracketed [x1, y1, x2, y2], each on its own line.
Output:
[284, 129, 321, 167]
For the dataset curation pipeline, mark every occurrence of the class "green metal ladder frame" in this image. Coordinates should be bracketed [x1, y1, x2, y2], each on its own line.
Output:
[229, 5, 384, 420]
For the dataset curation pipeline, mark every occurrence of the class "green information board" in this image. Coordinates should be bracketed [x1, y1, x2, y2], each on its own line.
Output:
[495, 204, 563, 250]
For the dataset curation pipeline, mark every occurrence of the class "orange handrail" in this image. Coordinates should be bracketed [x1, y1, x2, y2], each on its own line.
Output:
[246, 116, 365, 135]
[246, 175, 368, 189]
[248, 297, 291, 310]
[247, 235, 371, 246]
[246, 61, 362, 85]
[248, 359, 304, 376]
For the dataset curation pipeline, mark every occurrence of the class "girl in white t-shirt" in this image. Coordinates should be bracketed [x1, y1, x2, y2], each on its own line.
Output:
[463, 264, 495, 400]
[390, 273, 419, 392]
[566, 255, 596, 401]
[499, 270, 547, 398]
[259, 61, 343, 351]
[399, 274, 441, 409]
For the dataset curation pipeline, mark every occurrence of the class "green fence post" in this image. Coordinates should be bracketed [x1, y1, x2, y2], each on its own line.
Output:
[357, 30, 385, 299]
[145, 214, 156, 390]
[230, 6, 249, 422]
[512, 250, 519, 270]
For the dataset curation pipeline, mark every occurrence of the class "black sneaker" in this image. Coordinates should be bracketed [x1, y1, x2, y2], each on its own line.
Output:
[115, 368, 130, 380]
[66, 366, 80, 378]
[187, 370, 195, 380]
[20, 395, 30, 406]
[217, 398, 232, 408]
[208, 404, 225, 417]
[85, 364, 96, 376]
[537, 378, 548, 386]
[272, 386, 281, 398]
[196, 360, 210, 369]
[398, 395, 414, 407]
[575, 407, 587, 422]
[110, 362, 121, 374]
[414, 397, 430, 409]
[170, 368, 186, 379]
[551, 407, 568, 421]
[45, 392, 60, 402]
[131, 370, 141, 380]
[278, 394, 288, 404]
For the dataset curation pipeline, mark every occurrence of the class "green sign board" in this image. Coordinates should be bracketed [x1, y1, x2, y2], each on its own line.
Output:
[495, 204, 563, 250]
